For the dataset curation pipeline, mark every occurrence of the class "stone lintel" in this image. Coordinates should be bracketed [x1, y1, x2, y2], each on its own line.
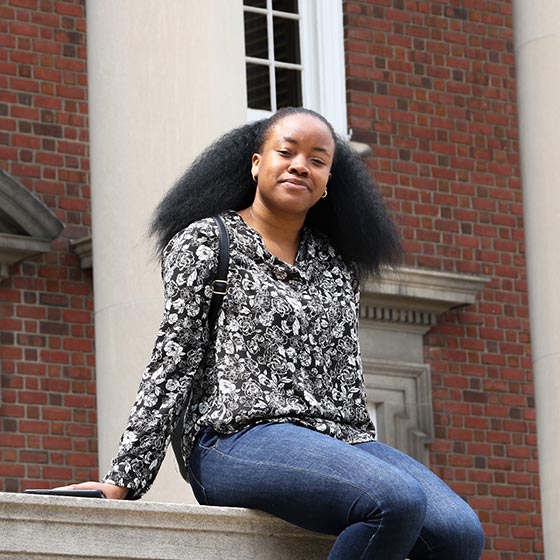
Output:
[361, 266, 490, 329]
[0, 233, 53, 279]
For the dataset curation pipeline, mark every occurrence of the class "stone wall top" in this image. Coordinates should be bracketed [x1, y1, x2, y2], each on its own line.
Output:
[0, 492, 334, 560]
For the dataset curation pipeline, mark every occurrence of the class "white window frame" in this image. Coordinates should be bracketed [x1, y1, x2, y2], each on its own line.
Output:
[244, 0, 348, 137]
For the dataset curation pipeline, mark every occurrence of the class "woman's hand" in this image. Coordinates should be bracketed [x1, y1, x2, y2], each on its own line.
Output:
[53, 481, 129, 500]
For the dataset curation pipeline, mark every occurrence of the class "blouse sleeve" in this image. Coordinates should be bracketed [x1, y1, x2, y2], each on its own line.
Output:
[102, 219, 219, 499]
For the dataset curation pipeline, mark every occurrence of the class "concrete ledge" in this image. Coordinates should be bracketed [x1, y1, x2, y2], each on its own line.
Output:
[0, 492, 334, 560]
[70, 235, 92, 270]
[361, 267, 490, 333]
[364, 266, 490, 312]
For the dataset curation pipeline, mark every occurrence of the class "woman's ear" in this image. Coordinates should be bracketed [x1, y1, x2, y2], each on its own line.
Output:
[251, 153, 261, 183]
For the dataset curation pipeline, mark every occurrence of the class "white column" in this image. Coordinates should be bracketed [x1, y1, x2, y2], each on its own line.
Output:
[86, 0, 246, 503]
[513, 1, 560, 555]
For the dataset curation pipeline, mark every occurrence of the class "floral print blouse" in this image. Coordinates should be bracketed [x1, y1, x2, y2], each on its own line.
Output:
[104, 211, 376, 499]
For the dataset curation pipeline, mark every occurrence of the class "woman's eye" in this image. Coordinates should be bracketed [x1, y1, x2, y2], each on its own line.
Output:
[278, 150, 291, 157]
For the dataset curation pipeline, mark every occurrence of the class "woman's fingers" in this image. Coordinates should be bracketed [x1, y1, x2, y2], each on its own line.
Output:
[52, 481, 128, 499]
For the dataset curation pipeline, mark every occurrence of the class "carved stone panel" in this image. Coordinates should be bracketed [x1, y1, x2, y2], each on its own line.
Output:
[362, 358, 434, 467]
[357, 268, 489, 466]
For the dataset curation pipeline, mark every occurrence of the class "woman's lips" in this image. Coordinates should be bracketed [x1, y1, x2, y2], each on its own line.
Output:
[280, 178, 310, 190]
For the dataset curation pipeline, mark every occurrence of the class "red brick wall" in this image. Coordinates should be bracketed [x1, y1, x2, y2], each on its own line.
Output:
[0, 0, 97, 491]
[345, 1, 541, 559]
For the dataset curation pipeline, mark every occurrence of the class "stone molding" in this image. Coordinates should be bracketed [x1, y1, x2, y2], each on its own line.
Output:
[0, 169, 64, 279]
[0, 492, 334, 560]
[0, 233, 54, 279]
[361, 266, 490, 332]
[71, 235, 93, 269]
[363, 358, 434, 466]
[358, 268, 488, 465]
[348, 140, 372, 157]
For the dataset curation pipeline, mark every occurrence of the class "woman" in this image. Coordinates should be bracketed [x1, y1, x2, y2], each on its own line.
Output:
[60, 108, 484, 559]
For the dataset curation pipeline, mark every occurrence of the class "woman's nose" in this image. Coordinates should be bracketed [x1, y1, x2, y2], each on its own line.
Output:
[288, 158, 309, 175]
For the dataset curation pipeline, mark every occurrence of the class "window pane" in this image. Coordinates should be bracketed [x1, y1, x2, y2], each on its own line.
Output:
[273, 0, 298, 13]
[247, 63, 271, 110]
[275, 67, 302, 108]
[244, 0, 266, 7]
[273, 16, 300, 64]
[244, 11, 268, 59]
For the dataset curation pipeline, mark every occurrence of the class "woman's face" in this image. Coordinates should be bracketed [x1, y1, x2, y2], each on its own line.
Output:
[251, 113, 335, 218]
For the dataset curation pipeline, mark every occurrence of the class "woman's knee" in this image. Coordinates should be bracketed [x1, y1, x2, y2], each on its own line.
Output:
[412, 505, 484, 559]
[357, 476, 427, 531]
[445, 512, 485, 558]
[465, 516, 485, 556]
[389, 479, 427, 527]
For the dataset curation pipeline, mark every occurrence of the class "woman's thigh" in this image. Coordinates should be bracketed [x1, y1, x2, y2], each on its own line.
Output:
[355, 440, 485, 559]
[188, 423, 427, 537]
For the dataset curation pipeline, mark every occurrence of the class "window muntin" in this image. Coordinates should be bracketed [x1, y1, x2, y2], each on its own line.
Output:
[242, 0, 348, 137]
[243, 0, 303, 114]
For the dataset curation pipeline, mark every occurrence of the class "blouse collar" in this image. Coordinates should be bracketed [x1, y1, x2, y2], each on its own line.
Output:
[223, 210, 317, 280]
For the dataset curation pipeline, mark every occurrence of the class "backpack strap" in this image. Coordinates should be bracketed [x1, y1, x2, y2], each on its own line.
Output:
[207, 215, 229, 331]
[171, 214, 229, 482]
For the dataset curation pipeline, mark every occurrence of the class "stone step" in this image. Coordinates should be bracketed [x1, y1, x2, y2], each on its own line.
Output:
[0, 492, 334, 560]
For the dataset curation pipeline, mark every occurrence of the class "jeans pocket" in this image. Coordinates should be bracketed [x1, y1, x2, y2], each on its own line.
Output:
[197, 426, 220, 451]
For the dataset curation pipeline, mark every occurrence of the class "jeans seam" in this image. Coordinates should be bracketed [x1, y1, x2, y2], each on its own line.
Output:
[187, 464, 209, 505]
[360, 519, 384, 560]
[417, 533, 433, 556]
[205, 445, 385, 512]
[198, 441, 219, 451]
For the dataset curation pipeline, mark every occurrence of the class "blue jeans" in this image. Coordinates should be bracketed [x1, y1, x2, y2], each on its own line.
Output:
[188, 423, 484, 560]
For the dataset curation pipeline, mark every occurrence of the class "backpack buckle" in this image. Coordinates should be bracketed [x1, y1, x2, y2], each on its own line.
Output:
[212, 279, 228, 295]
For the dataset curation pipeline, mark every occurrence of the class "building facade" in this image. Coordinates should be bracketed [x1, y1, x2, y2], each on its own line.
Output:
[0, 1, 548, 558]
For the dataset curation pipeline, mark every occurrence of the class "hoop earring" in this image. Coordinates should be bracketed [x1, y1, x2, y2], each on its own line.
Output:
[252, 175, 258, 184]
[321, 188, 328, 199]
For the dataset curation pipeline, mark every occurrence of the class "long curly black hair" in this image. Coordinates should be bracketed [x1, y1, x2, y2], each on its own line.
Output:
[150, 107, 402, 280]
